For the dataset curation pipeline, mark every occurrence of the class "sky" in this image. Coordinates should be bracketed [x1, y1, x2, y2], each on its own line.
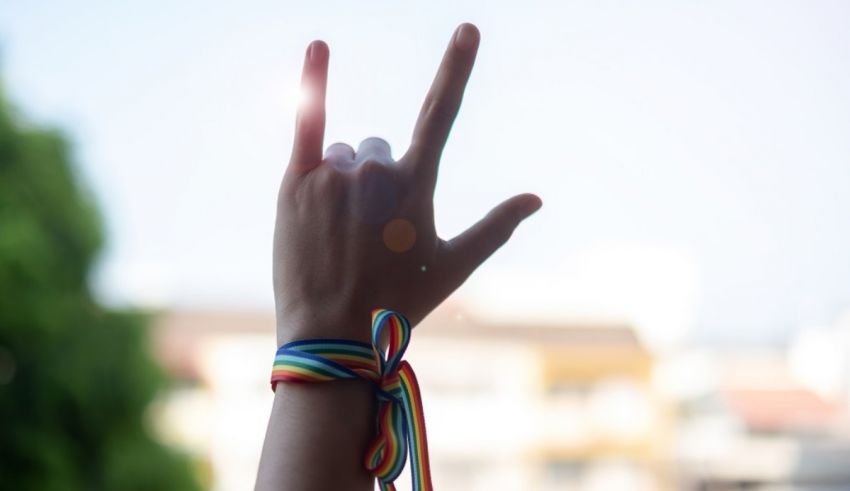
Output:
[2, 0, 850, 347]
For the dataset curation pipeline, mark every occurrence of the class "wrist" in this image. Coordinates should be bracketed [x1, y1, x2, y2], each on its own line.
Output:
[275, 305, 393, 351]
[275, 305, 370, 346]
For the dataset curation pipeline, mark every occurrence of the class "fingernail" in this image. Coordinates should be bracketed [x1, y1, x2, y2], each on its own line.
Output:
[523, 196, 543, 216]
[454, 24, 479, 51]
[308, 41, 326, 62]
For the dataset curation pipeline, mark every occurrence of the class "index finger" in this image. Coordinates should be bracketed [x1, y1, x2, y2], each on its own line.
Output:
[288, 40, 329, 173]
[406, 24, 480, 179]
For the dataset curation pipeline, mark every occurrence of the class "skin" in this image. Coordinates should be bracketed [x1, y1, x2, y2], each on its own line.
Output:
[256, 23, 542, 491]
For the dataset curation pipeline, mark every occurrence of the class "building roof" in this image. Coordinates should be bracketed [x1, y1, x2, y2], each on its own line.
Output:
[418, 305, 642, 349]
[722, 388, 843, 433]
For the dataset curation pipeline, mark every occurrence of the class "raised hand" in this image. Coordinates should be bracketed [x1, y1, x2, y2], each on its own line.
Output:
[273, 23, 541, 345]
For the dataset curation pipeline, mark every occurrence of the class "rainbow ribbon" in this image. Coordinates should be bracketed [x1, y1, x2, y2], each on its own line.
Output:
[271, 309, 433, 491]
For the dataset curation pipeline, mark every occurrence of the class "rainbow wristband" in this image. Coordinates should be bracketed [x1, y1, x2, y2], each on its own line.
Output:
[270, 309, 433, 491]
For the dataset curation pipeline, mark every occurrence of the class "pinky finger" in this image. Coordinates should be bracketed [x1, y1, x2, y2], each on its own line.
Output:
[288, 40, 330, 174]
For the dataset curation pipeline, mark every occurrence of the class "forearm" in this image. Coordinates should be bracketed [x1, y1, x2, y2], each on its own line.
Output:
[255, 380, 375, 491]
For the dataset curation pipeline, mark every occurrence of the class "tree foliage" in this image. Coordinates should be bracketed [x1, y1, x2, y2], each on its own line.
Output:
[0, 87, 201, 491]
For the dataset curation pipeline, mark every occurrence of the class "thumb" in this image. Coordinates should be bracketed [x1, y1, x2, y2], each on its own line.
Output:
[445, 193, 542, 280]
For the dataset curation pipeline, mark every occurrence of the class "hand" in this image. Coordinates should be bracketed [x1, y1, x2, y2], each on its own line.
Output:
[273, 23, 542, 345]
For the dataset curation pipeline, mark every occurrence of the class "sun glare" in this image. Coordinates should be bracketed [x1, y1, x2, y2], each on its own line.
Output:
[281, 85, 311, 111]
[295, 86, 311, 109]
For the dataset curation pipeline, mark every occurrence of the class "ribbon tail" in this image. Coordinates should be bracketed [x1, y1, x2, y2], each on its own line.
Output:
[398, 361, 433, 491]
[366, 399, 409, 484]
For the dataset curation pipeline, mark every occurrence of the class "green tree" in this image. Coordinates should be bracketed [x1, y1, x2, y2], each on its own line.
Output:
[0, 87, 202, 491]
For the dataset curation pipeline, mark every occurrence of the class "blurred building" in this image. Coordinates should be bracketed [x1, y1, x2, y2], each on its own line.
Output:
[410, 306, 671, 491]
[150, 304, 672, 491]
[151, 310, 276, 491]
[675, 350, 850, 490]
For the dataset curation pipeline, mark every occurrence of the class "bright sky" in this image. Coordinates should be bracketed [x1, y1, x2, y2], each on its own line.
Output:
[2, 1, 850, 346]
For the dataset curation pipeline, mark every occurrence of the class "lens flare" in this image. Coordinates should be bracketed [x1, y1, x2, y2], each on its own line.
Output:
[383, 219, 417, 253]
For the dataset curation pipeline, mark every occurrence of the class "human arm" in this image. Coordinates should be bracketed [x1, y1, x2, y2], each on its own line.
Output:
[255, 23, 542, 491]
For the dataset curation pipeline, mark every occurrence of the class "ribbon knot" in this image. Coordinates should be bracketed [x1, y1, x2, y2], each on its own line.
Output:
[271, 309, 433, 491]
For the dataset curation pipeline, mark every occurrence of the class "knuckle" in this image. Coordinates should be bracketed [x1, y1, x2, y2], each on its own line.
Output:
[493, 224, 515, 245]
[324, 143, 354, 163]
[485, 213, 516, 245]
[426, 98, 456, 121]
[357, 158, 387, 175]
[326, 142, 352, 153]
[361, 136, 389, 147]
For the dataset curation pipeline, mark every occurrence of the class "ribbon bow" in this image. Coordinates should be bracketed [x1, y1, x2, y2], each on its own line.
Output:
[271, 309, 433, 491]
